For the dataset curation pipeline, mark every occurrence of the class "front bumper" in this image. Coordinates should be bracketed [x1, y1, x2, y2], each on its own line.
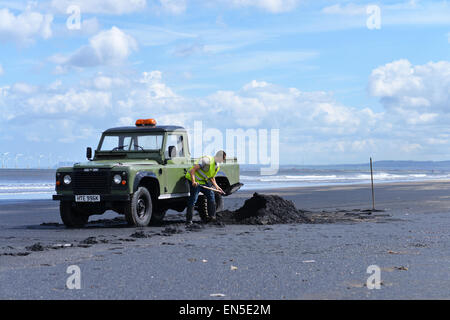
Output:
[52, 194, 130, 201]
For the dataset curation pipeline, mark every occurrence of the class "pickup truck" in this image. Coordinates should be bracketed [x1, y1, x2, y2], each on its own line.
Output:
[52, 119, 243, 228]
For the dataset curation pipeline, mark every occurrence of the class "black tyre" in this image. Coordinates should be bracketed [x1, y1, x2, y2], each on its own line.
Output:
[215, 193, 224, 212]
[125, 187, 153, 227]
[150, 208, 167, 225]
[60, 201, 89, 228]
[197, 193, 223, 223]
[197, 195, 209, 223]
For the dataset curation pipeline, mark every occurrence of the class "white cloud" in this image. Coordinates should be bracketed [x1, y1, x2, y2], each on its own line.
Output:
[369, 59, 450, 115]
[79, 18, 101, 35]
[53, 27, 138, 68]
[50, 0, 146, 15]
[322, 3, 366, 16]
[0, 64, 3, 76]
[212, 50, 319, 73]
[401, 143, 422, 153]
[125, 25, 197, 47]
[321, 1, 450, 27]
[3, 63, 450, 162]
[0, 87, 111, 120]
[243, 80, 270, 90]
[48, 80, 62, 91]
[118, 116, 134, 126]
[113, 71, 185, 121]
[159, 0, 187, 14]
[0, 83, 112, 147]
[88, 27, 137, 62]
[204, 80, 377, 133]
[0, 8, 53, 44]
[11, 83, 37, 95]
[91, 75, 129, 90]
[138, 71, 178, 99]
[0, 1, 30, 11]
[322, 1, 424, 16]
[227, 0, 300, 13]
[1, 71, 374, 138]
[367, 59, 450, 157]
[26, 89, 112, 115]
[369, 59, 423, 98]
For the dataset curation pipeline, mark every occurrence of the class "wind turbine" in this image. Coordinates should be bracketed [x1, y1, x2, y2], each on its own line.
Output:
[15, 154, 23, 168]
[57, 155, 64, 167]
[26, 155, 33, 169]
[48, 153, 53, 169]
[1, 152, 10, 168]
[38, 154, 45, 169]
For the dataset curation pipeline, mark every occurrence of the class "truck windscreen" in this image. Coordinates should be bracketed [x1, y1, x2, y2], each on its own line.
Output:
[99, 134, 164, 152]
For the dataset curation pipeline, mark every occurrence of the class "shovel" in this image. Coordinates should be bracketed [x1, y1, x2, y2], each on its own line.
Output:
[200, 185, 225, 194]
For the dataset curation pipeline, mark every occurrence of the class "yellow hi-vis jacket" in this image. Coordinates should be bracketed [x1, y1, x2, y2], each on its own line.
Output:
[185, 156, 220, 185]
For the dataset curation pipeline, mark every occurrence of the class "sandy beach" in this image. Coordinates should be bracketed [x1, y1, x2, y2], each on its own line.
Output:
[0, 180, 449, 299]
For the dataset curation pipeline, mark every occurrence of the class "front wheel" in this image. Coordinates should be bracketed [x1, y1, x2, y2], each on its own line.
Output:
[60, 201, 89, 228]
[125, 187, 153, 227]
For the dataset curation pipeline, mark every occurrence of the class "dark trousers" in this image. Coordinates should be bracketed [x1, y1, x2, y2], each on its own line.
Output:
[186, 181, 216, 221]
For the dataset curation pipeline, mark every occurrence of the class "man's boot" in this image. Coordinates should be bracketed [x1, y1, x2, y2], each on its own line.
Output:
[207, 195, 216, 222]
[186, 206, 194, 225]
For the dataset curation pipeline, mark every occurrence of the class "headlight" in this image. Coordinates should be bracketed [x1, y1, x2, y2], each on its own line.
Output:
[113, 174, 122, 184]
[63, 175, 72, 185]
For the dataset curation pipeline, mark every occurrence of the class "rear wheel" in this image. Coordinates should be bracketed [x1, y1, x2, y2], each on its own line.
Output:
[150, 208, 167, 225]
[125, 187, 153, 227]
[197, 193, 224, 223]
[60, 201, 89, 228]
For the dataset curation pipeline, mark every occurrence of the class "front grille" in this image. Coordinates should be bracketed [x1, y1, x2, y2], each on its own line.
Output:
[73, 169, 110, 194]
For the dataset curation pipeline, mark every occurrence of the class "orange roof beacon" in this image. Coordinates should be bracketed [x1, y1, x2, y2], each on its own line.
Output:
[135, 118, 157, 127]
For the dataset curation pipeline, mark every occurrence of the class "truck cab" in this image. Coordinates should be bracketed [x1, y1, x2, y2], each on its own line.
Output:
[53, 119, 243, 227]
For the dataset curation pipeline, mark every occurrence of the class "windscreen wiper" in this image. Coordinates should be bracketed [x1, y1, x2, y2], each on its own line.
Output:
[112, 145, 128, 151]
[133, 144, 145, 151]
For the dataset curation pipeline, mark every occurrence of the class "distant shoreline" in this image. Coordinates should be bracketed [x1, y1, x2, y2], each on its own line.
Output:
[2, 179, 450, 204]
[3, 159, 450, 171]
[3, 166, 450, 201]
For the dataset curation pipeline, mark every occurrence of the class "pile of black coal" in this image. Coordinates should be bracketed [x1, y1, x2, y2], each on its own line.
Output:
[160, 227, 184, 236]
[130, 231, 149, 238]
[217, 193, 311, 225]
[79, 237, 98, 245]
[26, 243, 45, 251]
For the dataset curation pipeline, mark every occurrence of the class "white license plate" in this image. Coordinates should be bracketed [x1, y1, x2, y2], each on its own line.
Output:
[75, 195, 100, 202]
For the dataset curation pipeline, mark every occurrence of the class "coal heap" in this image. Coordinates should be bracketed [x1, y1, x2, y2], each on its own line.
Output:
[217, 193, 311, 225]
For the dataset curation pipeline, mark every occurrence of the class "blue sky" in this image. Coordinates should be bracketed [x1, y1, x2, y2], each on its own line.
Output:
[0, 0, 449, 167]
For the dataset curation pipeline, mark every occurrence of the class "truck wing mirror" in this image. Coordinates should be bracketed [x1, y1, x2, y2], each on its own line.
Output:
[86, 147, 92, 160]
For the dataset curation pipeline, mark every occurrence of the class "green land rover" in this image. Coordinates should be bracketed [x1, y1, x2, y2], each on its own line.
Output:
[52, 119, 243, 228]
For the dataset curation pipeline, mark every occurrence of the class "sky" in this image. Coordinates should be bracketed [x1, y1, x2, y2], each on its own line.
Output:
[0, 0, 449, 167]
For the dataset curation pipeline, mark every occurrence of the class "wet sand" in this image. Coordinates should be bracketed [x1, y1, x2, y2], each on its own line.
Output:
[0, 180, 449, 299]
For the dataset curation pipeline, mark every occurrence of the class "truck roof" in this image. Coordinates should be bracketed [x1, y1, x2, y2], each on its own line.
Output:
[104, 125, 186, 134]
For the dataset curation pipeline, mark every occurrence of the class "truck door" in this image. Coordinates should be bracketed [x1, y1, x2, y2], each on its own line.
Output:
[164, 133, 190, 195]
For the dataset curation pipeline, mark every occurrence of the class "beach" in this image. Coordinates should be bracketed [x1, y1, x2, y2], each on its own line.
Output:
[0, 180, 449, 299]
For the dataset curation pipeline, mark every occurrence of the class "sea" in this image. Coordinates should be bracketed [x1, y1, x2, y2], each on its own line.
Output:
[1, 162, 450, 200]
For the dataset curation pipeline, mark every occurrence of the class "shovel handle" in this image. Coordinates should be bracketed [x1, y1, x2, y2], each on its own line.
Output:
[200, 185, 225, 194]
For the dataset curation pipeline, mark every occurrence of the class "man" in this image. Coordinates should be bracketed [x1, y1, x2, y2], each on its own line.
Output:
[185, 150, 226, 225]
